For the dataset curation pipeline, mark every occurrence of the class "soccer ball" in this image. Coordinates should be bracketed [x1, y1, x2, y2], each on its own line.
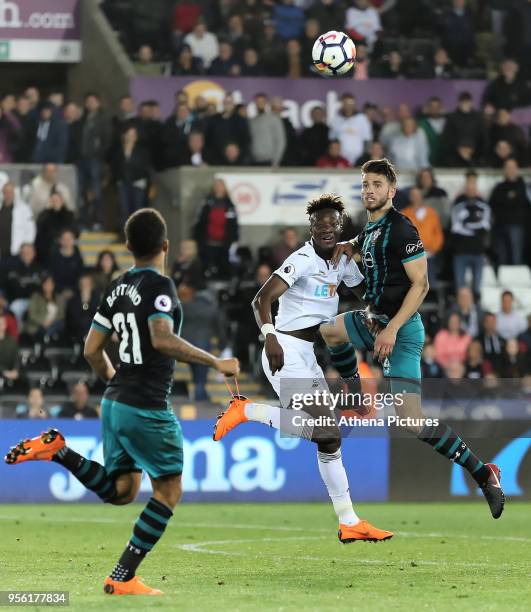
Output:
[312, 31, 356, 76]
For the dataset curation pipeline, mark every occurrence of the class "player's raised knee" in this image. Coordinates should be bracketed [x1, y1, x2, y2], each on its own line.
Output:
[319, 322, 342, 346]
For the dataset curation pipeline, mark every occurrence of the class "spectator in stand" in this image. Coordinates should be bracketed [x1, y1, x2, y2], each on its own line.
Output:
[241, 47, 263, 76]
[25, 275, 66, 340]
[500, 338, 529, 378]
[24, 86, 40, 118]
[134, 100, 164, 170]
[271, 96, 299, 166]
[489, 109, 527, 166]
[482, 58, 530, 110]
[0, 182, 36, 260]
[451, 286, 483, 338]
[224, 13, 251, 61]
[58, 381, 98, 419]
[387, 117, 429, 172]
[273, 0, 305, 41]
[442, 92, 487, 167]
[316, 139, 350, 168]
[464, 340, 491, 380]
[111, 125, 150, 229]
[418, 97, 446, 166]
[490, 139, 516, 168]
[184, 131, 207, 167]
[172, 0, 203, 48]
[222, 142, 243, 165]
[79, 93, 112, 230]
[35, 191, 76, 265]
[26, 163, 72, 218]
[449, 171, 491, 298]
[0, 103, 20, 163]
[15, 387, 49, 419]
[32, 102, 68, 164]
[433, 312, 472, 370]
[379, 103, 411, 151]
[356, 140, 385, 166]
[417, 47, 455, 79]
[329, 93, 372, 167]
[205, 93, 250, 164]
[13, 95, 35, 162]
[346, 0, 382, 51]
[370, 50, 408, 78]
[162, 102, 200, 168]
[475, 311, 505, 376]
[285, 38, 302, 79]
[172, 239, 204, 288]
[489, 158, 530, 266]
[496, 290, 527, 341]
[271, 227, 302, 269]
[300, 19, 321, 76]
[308, 0, 346, 34]
[48, 229, 84, 295]
[134, 44, 162, 76]
[440, 0, 476, 67]
[193, 178, 239, 279]
[63, 102, 83, 164]
[416, 168, 450, 226]
[421, 342, 445, 379]
[1, 243, 43, 324]
[352, 41, 371, 80]
[91, 250, 119, 294]
[208, 41, 240, 76]
[183, 19, 219, 70]
[300, 106, 329, 167]
[257, 20, 286, 77]
[64, 273, 100, 343]
[171, 43, 204, 75]
[249, 93, 286, 167]
[0, 291, 19, 341]
[178, 275, 226, 401]
[504, 1, 531, 79]
[401, 186, 444, 288]
[0, 314, 19, 383]
[112, 96, 136, 142]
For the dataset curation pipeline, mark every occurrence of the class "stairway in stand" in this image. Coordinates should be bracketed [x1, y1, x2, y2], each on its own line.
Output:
[78, 231, 134, 269]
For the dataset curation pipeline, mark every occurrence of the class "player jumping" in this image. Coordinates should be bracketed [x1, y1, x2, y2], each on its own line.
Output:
[4, 208, 239, 595]
[214, 194, 393, 543]
[319, 159, 504, 519]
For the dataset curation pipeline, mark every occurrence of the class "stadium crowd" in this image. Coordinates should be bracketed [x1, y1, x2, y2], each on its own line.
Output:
[102, 0, 531, 83]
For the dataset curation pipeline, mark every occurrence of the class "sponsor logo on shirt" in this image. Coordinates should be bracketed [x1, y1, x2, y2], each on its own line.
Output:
[154, 294, 172, 312]
[314, 284, 337, 297]
[362, 251, 374, 269]
[405, 240, 423, 255]
[282, 264, 295, 276]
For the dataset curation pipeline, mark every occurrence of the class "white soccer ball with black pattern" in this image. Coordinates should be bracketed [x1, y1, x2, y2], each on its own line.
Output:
[312, 31, 356, 76]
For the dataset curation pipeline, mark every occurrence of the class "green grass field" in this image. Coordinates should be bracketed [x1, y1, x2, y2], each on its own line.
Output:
[0, 502, 530, 611]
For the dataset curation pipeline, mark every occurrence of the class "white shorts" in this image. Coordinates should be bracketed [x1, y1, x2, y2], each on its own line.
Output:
[262, 332, 328, 408]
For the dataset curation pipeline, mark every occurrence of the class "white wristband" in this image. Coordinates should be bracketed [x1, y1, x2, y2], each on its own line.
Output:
[261, 323, 276, 338]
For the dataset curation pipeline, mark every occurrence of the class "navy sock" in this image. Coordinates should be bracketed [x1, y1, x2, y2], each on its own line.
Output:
[328, 343, 359, 379]
[418, 422, 490, 485]
[110, 497, 173, 582]
[52, 446, 117, 502]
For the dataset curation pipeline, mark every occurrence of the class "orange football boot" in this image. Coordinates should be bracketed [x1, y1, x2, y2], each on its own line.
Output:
[338, 520, 394, 543]
[103, 576, 163, 595]
[213, 395, 250, 441]
[4, 428, 65, 465]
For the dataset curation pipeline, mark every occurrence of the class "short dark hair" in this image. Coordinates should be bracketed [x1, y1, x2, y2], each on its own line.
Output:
[361, 158, 398, 185]
[502, 290, 513, 299]
[125, 208, 167, 259]
[306, 193, 345, 217]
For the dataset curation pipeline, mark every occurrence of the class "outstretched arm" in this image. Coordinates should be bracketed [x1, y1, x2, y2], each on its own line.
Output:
[148, 316, 239, 376]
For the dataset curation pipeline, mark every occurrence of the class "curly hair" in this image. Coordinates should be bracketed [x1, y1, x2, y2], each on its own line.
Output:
[306, 193, 345, 217]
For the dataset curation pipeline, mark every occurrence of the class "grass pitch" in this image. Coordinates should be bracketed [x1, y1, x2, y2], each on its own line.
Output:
[0, 502, 529, 611]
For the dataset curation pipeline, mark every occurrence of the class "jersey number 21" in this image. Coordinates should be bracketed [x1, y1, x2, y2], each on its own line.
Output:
[112, 313, 143, 364]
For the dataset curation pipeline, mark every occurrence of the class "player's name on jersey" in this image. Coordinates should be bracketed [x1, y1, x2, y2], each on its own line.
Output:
[290, 415, 440, 428]
[106, 283, 142, 307]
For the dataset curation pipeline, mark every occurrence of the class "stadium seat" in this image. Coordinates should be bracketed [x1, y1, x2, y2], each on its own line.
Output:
[481, 287, 502, 313]
[498, 266, 531, 289]
[481, 265, 498, 288]
[513, 288, 531, 314]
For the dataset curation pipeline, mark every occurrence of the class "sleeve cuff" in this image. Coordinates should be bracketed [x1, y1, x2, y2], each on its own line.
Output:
[402, 252, 426, 264]
[148, 312, 174, 322]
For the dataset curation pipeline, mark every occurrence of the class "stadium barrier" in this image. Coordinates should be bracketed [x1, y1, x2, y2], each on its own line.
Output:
[0, 419, 529, 503]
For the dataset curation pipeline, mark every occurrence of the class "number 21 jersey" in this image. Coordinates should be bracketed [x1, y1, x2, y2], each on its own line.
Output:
[91, 267, 182, 409]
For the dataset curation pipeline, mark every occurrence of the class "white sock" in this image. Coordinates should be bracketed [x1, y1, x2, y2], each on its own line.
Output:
[317, 449, 360, 526]
[244, 403, 314, 440]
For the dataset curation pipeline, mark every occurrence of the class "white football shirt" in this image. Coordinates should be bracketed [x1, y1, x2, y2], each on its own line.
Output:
[273, 241, 364, 332]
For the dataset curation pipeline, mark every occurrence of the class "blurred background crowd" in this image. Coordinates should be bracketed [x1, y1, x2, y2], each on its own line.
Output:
[1, 0, 531, 417]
